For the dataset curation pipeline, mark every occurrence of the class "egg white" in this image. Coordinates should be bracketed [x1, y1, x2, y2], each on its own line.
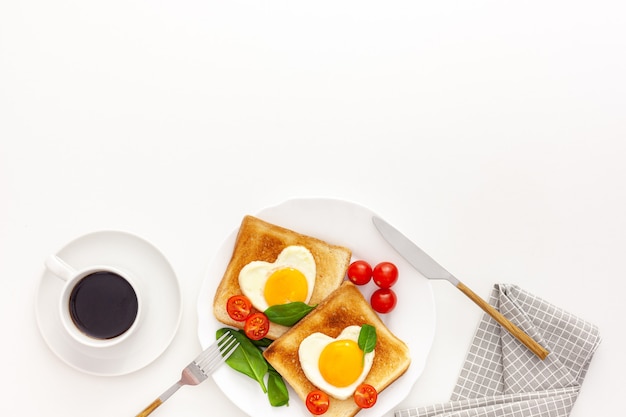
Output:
[298, 325, 375, 400]
[238, 245, 316, 312]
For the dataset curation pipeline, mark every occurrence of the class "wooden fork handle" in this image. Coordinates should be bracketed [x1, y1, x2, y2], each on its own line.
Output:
[456, 282, 550, 360]
[136, 399, 162, 417]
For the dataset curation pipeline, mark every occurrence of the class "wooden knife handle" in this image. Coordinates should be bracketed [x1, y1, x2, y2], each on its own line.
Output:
[456, 282, 550, 360]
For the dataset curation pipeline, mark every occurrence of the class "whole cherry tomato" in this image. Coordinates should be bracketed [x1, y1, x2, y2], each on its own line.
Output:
[244, 312, 270, 340]
[347, 260, 372, 285]
[353, 383, 378, 409]
[372, 261, 398, 289]
[306, 389, 330, 415]
[370, 288, 397, 314]
[226, 295, 252, 321]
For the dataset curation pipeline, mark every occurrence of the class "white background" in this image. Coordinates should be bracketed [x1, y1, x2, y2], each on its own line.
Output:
[1, 1, 624, 416]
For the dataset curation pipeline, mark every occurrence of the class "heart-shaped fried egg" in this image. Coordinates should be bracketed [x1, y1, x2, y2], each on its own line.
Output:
[238, 245, 316, 312]
[299, 325, 375, 400]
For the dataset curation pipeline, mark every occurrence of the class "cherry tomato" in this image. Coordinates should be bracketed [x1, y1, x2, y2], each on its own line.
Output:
[306, 390, 330, 415]
[353, 383, 378, 409]
[370, 288, 397, 314]
[244, 312, 270, 340]
[226, 295, 252, 321]
[372, 261, 398, 289]
[347, 260, 372, 285]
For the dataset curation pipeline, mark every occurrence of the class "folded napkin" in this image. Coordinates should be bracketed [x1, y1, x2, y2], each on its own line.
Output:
[395, 284, 601, 417]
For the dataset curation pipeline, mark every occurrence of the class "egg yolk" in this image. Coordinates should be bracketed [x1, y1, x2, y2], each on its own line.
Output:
[318, 339, 364, 387]
[264, 267, 309, 306]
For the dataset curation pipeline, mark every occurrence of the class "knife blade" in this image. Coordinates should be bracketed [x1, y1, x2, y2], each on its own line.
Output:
[372, 216, 549, 360]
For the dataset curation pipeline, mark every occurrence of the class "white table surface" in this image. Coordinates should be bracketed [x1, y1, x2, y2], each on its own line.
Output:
[2, 1, 624, 416]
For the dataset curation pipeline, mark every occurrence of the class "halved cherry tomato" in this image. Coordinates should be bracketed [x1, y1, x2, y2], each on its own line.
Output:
[372, 261, 398, 289]
[226, 295, 253, 321]
[244, 312, 270, 340]
[354, 383, 377, 408]
[306, 389, 330, 415]
[347, 260, 372, 285]
[370, 288, 397, 314]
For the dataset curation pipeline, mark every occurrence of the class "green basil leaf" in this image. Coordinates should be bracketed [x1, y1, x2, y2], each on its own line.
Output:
[250, 337, 273, 348]
[358, 324, 377, 354]
[216, 328, 268, 393]
[267, 366, 289, 407]
[264, 302, 316, 326]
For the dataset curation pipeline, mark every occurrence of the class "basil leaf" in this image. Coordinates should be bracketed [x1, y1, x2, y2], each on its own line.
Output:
[358, 324, 377, 354]
[267, 366, 289, 407]
[250, 337, 273, 348]
[264, 302, 316, 326]
[216, 328, 268, 393]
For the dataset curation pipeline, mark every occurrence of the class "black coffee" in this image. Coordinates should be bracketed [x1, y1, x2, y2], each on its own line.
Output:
[69, 271, 138, 340]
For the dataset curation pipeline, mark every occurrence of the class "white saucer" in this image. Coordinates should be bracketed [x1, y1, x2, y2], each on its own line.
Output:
[36, 230, 182, 376]
[197, 198, 436, 417]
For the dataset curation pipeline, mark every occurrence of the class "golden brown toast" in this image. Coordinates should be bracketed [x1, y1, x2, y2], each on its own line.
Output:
[213, 215, 352, 340]
[263, 281, 411, 417]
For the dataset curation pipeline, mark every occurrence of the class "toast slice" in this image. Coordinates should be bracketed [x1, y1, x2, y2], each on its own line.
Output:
[263, 281, 411, 417]
[213, 215, 352, 340]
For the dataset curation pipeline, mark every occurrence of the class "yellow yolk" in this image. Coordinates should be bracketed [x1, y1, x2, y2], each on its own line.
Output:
[318, 339, 364, 387]
[263, 267, 309, 306]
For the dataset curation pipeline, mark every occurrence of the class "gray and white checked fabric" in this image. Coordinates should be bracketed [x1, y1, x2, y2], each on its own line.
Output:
[395, 284, 601, 417]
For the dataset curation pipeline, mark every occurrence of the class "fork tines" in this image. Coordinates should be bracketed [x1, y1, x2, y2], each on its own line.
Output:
[196, 332, 238, 375]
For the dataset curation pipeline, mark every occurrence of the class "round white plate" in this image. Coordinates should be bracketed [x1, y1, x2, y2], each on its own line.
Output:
[197, 198, 436, 417]
[36, 230, 182, 376]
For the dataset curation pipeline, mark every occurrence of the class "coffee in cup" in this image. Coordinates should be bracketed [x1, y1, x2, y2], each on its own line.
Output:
[45, 255, 142, 347]
[68, 270, 138, 339]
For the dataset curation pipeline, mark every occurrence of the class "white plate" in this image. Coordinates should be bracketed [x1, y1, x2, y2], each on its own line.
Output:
[197, 198, 436, 417]
[36, 230, 182, 376]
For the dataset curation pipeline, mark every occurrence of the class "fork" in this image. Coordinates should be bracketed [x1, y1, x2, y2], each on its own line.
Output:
[136, 332, 239, 417]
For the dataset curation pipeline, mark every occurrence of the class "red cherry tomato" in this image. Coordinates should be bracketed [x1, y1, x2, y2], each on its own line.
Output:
[244, 312, 270, 340]
[370, 288, 397, 314]
[347, 260, 372, 285]
[226, 295, 253, 321]
[372, 261, 398, 289]
[306, 389, 330, 415]
[353, 383, 378, 409]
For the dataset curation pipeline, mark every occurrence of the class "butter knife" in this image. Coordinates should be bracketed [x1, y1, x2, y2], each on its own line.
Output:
[372, 216, 549, 360]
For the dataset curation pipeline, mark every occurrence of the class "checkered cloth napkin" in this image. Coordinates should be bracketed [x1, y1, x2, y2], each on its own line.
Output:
[395, 284, 601, 417]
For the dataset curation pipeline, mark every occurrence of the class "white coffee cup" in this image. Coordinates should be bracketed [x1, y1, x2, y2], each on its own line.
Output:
[45, 255, 142, 348]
